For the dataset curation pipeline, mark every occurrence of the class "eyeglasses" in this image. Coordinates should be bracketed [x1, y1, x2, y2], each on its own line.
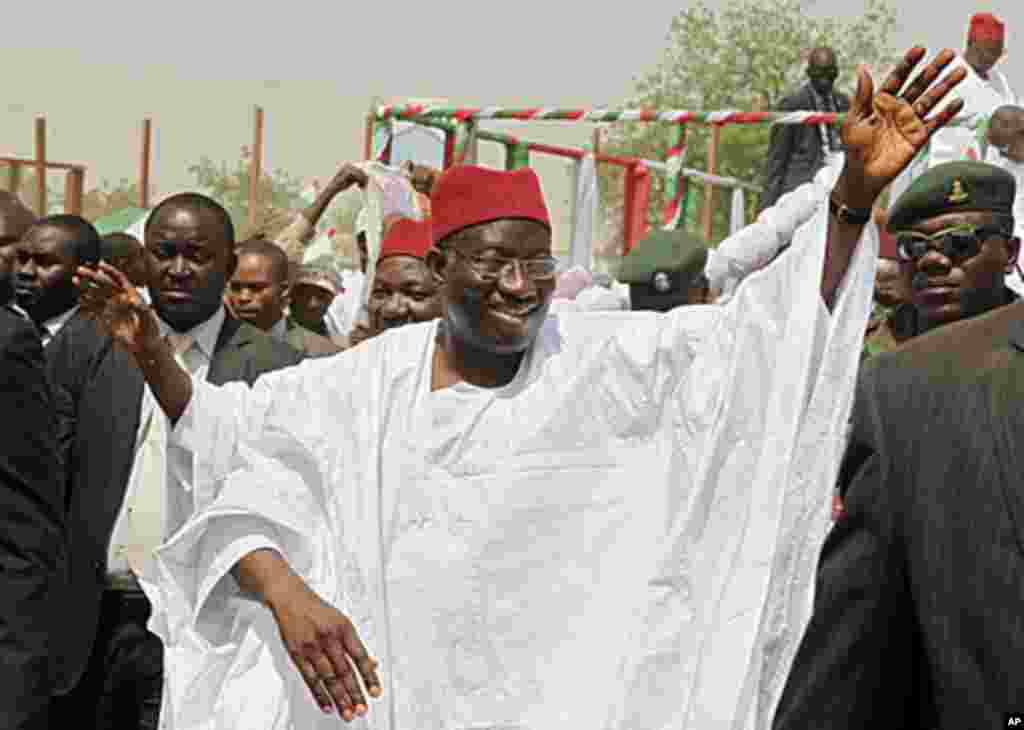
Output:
[895, 224, 1011, 263]
[448, 247, 558, 281]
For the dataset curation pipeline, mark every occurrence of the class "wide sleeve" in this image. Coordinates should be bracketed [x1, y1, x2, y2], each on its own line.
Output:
[649, 193, 877, 413]
[612, 197, 877, 730]
[146, 350, 378, 729]
[771, 365, 920, 730]
[170, 355, 332, 512]
[706, 160, 840, 300]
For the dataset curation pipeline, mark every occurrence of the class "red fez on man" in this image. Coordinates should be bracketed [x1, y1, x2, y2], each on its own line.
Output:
[969, 12, 1005, 42]
[378, 218, 434, 261]
[430, 165, 551, 245]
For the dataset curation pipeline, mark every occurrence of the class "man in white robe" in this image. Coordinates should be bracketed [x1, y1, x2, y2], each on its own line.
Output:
[77, 48, 964, 730]
[985, 104, 1024, 295]
[889, 12, 1017, 208]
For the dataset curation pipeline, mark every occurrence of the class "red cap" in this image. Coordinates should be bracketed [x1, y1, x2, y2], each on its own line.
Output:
[969, 12, 1005, 42]
[379, 218, 434, 261]
[430, 165, 551, 245]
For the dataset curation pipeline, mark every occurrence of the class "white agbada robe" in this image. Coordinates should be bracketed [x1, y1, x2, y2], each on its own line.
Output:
[983, 146, 1024, 296]
[706, 157, 843, 303]
[143, 198, 878, 730]
[889, 55, 1017, 208]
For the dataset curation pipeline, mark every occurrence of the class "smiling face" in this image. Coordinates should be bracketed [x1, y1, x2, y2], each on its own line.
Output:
[898, 211, 1019, 328]
[289, 281, 335, 330]
[145, 202, 235, 332]
[428, 218, 555, 354]
[368, 254, 441, 333]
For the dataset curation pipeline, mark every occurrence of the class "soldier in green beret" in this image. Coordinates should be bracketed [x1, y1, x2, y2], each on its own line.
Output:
[875, 159, 1020, 348]
[617, 229, 710, 311]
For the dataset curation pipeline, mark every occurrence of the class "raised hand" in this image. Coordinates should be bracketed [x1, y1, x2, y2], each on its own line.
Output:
[839, 46, 966, 208]
[74, 262, 161, 355]
[326, 163, 370, 197]
[269, 578, 382, 722]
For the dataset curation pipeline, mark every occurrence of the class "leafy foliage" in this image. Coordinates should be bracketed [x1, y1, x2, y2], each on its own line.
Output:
[600, 0, 898, 245]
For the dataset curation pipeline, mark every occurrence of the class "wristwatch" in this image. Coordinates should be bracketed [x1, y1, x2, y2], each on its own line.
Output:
[828, 195, 872, 225]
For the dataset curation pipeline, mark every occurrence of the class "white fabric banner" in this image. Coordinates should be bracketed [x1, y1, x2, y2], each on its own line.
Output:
[569, 154, 599, 270]
[730, 188, 746, 236]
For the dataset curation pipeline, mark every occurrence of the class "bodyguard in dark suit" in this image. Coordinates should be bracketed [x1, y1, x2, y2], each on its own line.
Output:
[773, 167, 1024, 729]
[759, 47, 851, 211]
[48, 193, 301, 730]
[0, 302, 65, 730]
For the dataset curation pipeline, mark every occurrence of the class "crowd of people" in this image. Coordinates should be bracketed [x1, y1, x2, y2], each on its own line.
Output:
[2, 11, 1024, 730]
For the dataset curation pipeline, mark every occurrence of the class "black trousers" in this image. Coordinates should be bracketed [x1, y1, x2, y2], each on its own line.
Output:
[52, 588, 162, 730]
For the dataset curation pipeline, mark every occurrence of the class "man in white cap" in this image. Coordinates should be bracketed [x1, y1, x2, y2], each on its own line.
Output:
[888, 12, 1017, 208]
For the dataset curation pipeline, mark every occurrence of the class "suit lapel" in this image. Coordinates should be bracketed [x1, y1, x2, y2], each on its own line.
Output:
[208, 314, 258, 386]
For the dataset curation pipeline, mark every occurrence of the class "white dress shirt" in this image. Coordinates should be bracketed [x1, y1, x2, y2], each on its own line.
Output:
[106, 306, 226, 576]
[40, 304, 80, 347]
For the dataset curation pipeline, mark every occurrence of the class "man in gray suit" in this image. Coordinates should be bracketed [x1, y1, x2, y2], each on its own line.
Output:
[773, 165, 1024, 728]
[49, 193, 301, 730]
[227, 238, 342, 357]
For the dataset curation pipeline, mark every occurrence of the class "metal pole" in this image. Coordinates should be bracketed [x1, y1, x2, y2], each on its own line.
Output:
[702, 124, 721, 242]
[139, 118, 152, 209]
[34, 117, 47, 216]
[65, 168, 84, 215]
[249, 106, 264, 228]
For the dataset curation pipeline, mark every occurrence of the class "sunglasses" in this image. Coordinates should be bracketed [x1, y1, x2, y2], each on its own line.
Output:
[895, 224, 1011, 264]
[808, 68, 838, 80]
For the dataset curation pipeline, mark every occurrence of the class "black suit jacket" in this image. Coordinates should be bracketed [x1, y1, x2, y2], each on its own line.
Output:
[773, 300, 1024, 729]
[759, 84, 850, 211]
[0, 307, 65, 730]
[46, 308, 302, 695]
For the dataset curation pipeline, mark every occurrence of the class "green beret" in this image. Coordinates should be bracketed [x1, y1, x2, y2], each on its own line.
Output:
[617, 229, 708, 293]
[888, 161, 1016, 232]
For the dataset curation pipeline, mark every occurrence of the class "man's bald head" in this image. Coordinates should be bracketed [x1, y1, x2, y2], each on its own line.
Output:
[808, 47, 837, 67]
[988, 105, 1024, 163]
[806, 46, 839, 95]
[0, 191, 36, 249]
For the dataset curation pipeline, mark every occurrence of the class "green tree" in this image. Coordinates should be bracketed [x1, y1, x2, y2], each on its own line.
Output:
[187, 151, 306, 240]
[1, 165, 64, 215]
[80, 178, 144, 221]
[600, 0, 898, 245]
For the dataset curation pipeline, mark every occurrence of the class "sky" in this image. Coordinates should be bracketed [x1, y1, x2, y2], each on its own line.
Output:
[2, 0, 1022, 244]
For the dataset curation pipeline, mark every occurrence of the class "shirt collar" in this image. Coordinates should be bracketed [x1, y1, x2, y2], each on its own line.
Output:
[270, 316, 288, 342]
[157, 305, 226, 360]
[43, 305, 80, 339]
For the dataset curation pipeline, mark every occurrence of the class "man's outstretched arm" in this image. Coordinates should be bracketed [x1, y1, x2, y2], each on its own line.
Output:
[235, 548, 383, 722]
[819, 47, 966, 309]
